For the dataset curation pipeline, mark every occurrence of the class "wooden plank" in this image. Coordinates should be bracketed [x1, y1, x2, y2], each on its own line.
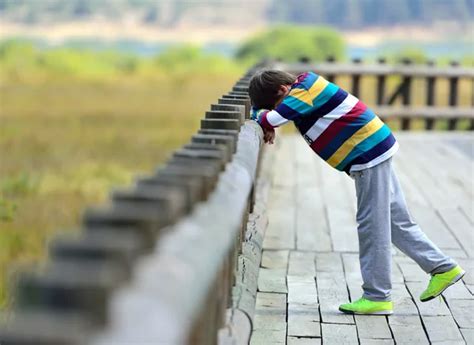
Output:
[287, 313, 321, 338]
[422, 315, 465, 343]
[319, 163, 359, 252]
[261, 250, 289, 269]
[257, 268, 287, 293]
[321, 323, 358, 345]
[410, 205, 461, 250]
[252, 292, 287, 344]
[446, 299, 474, 329]
[294, 138, 333, 251]
[263, 187, 296, 250]
[438, 208, 474, 258]
[287, 275, 318, 305]
[389, 315, 429, 344]
[287, 336, 321, 345]
[250, 330, 286, 344]
[288, 251, 315, 277]
[359, 340, 394, 345]
[315, 253, 344, 273]
[295, 186, 332, 251]
[263, 136, 296, 250]
[396, 261, 426, 282]
[461, 328, 474, 345]
[355, 315, 392, 340]
[316, 272, 354, 324]
[389, 283, 430, 344]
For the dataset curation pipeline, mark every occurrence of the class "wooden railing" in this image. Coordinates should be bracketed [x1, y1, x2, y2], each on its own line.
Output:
[0, 63, 268, 345]
[1, 58, 473, 345]
[274, 57, 474, 130]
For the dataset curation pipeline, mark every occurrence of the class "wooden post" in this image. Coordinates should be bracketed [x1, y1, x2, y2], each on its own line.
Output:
[400, 58, 413, 130]
[325, 56, 336, 83]
[425, 60, 436, 130]
[351, 57, 362, 97]
[448, 60, 460, 130]
[376, 57, 386, 105]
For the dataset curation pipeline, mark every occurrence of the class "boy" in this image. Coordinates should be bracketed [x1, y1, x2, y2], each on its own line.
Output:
[249, 69, 465, 315]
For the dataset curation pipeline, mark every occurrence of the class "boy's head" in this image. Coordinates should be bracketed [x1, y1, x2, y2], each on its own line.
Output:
[249, 70, 296, 110]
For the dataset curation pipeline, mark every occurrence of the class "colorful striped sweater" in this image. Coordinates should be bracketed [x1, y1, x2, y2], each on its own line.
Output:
[252, 71, 398, 173]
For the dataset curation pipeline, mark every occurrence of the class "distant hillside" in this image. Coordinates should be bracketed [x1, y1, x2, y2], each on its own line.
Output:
[0, 0, 472, 29]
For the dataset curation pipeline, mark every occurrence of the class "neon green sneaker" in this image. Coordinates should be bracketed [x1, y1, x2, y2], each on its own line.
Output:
[420, 265, 465, 302]
[339, 297, 393, 315]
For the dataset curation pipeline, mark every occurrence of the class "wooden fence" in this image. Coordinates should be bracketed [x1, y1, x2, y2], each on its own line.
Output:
[275, 57, 474, 130]
[1, 58, 473, 345]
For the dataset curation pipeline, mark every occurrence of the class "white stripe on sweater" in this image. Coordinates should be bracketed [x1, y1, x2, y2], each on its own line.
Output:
[305, 94, 359, 142]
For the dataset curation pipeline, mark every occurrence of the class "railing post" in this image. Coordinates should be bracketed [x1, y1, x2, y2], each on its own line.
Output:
[425, 60, 436, 130]
[448, 60, 460, 130]
[325, 55, 336, 83]
[400, 58, 413, 130]
[351, 57, 362, 98]
[376, 57, 386, 106]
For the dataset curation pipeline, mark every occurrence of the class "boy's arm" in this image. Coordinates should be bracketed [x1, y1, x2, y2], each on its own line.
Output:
[251, 87, 311, 130]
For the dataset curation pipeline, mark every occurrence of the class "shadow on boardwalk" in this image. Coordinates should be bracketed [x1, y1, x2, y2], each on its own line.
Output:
[251, 132, 474, 345]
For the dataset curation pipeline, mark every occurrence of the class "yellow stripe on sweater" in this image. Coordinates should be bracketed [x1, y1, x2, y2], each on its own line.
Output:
[326, 117, 385, 167]
[289, 76, 329, 107]
[307, 77, 329, 104]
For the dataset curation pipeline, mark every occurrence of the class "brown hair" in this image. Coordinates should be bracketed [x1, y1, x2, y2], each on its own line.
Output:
[249, 69, 296, 110]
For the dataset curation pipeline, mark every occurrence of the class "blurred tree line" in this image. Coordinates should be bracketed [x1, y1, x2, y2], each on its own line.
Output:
[0, 0, 472, 27]
[269, 0, 473, 28]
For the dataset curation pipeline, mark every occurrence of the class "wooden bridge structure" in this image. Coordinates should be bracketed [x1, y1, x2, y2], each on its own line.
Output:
[0, 59, 473, 345]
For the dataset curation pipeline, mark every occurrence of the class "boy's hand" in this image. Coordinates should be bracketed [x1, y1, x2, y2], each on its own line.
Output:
[263, 127, 276, 144]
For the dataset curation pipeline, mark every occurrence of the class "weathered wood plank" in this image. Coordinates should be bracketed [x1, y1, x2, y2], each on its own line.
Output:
[295, 187, 332, 252]
[396, 261, 427, 282]
[321, 323, 358, 345]
[294, 139, 332, 252]
[315, 252, 344, 273]
[257, 268, 287, 293]
[389, 284, 430, 344]
[287, 336, 321, 345]
[316, 272, 354, 325]
[355, 315, 392, 340]
[263, 187, 296, 250]
[288, 251, 316, 277]
[251, 292, 287, 344]
[446, 299, 474, 329]
[250, 330, 286, 344]
[287, 275, 318, 305]
[359, 339, 394, 345]
[438, 207, 474, 258]
[319, 163, 359, 252]
[287, 314, 321, 338]
[422, 315, 465, 343]
[261, 250, 289, 269]
[461, 328, 474, 345]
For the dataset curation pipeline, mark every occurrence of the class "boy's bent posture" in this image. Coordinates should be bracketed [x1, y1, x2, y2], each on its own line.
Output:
[249, 70, 465, 315]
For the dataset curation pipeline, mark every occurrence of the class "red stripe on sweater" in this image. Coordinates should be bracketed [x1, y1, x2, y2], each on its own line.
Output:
[310, 100, 367, 152]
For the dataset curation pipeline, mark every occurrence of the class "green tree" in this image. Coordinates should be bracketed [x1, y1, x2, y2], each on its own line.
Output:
[235, 26, 346, 63]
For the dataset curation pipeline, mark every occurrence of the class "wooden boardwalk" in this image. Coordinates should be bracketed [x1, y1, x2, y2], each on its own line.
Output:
[250, 132, 473, 345]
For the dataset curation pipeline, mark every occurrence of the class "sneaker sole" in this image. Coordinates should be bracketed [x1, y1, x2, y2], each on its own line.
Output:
[339, 308, 393, 315]
[420, 270, 466, 302]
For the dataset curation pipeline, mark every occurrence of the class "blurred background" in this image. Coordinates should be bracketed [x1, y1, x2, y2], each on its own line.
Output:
[0, 0, 473, 310]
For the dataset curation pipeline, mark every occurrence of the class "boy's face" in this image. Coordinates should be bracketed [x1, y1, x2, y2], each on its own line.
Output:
[274, 84, 292, 108]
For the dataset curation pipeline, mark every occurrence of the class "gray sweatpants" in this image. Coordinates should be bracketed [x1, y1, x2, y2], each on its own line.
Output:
[351, 158, 457, 302]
